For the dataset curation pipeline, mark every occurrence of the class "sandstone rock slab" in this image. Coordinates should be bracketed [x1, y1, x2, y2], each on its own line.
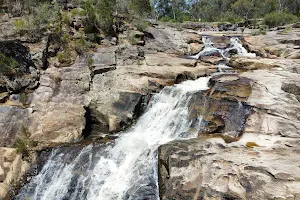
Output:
[0, 106, 30, 147]
[159, 134, 300, 200]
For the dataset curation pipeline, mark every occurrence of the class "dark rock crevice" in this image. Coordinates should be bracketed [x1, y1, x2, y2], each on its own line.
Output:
[82, 106, 93, 138]
[0, 41, 39, 100]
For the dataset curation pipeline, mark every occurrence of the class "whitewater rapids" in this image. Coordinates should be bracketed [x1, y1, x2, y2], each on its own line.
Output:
[16, 77, 210, 200]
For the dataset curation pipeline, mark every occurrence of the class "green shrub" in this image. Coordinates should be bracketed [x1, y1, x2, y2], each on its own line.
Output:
[160, 16, 172, 22]
[282, 25, 292, 34]
[74, 31, 92, 55]
[252, 29, 266, 36]
[0, 53, 18, 76]
[70, 8, 85, 16]
[88, 57, 94, 68]
[21, 124, 31, 139]
[31, 2, 61, 30]
[181, 15, 191, 22]
[20, 93, 29, 105]
[57, 49, 75, 66]
[13, 124, 32, 156]
[219, 12, 243, 24]
[129, 34, 138, 45]
[13, 139, 28, 154]
[13, 19, 25, 31]
[132, 18, 148, 32]
[61, 12, 72, 27]
[263, 12, 298, 28]
[129, 0, 152, 16]
[81, 0, 116, 36]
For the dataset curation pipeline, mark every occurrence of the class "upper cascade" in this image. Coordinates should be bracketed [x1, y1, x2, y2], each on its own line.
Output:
[188, 36, 256, 60]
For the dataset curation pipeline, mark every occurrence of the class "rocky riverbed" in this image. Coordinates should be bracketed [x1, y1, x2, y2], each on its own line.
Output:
[1, 14, 300, 199]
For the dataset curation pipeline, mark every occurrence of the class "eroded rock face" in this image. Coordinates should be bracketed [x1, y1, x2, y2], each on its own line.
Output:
[89, 90, 145, 134]
[28, 57, 90, 145]
[229, 56, 279, 70]
[189, 94, 251, 136]
[144, 25, 188, 54]
[243, 30, 300, 59]
[281, 82, 300, 101]
[86, 28, 217, 136]
[0, 106, 30, 147]
[0, 148, 35, 199]
[243, 68, 300, 138]
[208, 74, 252, 101]
[189, 74, 252, 137]
[158, 135, 300, 200]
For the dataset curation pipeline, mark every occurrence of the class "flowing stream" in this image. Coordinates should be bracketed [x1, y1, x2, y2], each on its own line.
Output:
[16, 35, 253, 200]
[16, 78, 210, 200]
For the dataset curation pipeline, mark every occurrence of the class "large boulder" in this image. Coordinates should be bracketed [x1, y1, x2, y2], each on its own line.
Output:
[0, 148, 34, 199]
[182, 32, 202, 44]
[243, 69, 300, 138]
[207, 74, 252, 101]
[229, 57, 279, 70]
[29, 102, 86, 144]
[116, 45, 144, 66]
[27, 57, 90, 145]
[158, 134, 300, 200]
[189, 94, 251, 137]
[281, 82, 300, 101]
[189, 74, 252, 137]
[188, 43, 204, 55]
[210, 36, 231, 49]
[144, 25, 187, 54]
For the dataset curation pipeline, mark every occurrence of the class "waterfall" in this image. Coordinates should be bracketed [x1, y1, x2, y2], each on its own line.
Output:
[228, 37, 256, 57]
[16, 77, 210, 200]
[189, 36, 225, 59]
[216, 63, 232, 73]
[189, 36, 256, 60]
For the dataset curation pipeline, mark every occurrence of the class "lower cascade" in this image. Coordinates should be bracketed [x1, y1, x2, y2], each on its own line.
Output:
[16, 78, 210, 200]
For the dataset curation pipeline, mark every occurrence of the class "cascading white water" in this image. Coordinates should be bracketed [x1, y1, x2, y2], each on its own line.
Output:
[16, 77, 210, 200]
[228, 38, 256, 57]
[189, 36, 225, 59]
[189, 36, 255, 60]
[216, 63, 233, 73]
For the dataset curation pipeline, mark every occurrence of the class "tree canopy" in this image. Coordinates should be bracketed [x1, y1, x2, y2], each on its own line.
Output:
[152, 0, 300, 22]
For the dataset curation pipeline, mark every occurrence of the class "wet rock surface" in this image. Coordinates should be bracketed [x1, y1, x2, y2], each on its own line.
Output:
[207, 74, 252, 101]
[189, 94, 251, 137]
[188, 74, 252, 137]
